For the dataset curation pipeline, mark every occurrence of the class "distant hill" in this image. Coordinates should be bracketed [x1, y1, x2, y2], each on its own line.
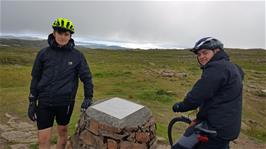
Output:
[0, 38, 47, 49]
[1, 36, 265, 51]
[0, 37, 127, 50]
[77, 42, 128, 50]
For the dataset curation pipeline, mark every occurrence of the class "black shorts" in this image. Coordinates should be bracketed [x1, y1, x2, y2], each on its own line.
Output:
[36, 102, 74, 130]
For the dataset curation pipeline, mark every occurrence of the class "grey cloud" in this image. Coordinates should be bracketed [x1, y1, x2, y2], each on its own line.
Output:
[1, 1, 265, 48]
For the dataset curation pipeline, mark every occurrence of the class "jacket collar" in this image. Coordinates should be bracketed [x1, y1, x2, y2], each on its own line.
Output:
[200, 50, 230, 69]
[48, 33, 75, 50]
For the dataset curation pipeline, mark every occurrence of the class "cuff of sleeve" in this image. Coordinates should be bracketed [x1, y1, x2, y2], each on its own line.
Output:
[84, 98, 92, 101]
[29, 93, 37, 102]
[178, 102, 185, 112]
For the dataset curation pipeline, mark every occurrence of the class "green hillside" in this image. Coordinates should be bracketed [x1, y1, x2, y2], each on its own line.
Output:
[0, 40, 265, 146]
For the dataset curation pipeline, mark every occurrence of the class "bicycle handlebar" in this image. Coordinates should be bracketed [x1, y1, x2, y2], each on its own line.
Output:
[168, 116, 192, 146]
[194, 123, 217, 136]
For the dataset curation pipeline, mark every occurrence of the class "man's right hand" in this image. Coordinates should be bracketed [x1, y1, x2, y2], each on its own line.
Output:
[28, 101, 37, 121]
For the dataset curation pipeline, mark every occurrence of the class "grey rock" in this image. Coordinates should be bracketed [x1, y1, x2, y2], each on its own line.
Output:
[0, 137, 7, 144]
[0, 124, 13, 132]
[9, 121, 35, 131]
[10, 144, 29, 149]
[1, 130, 37, 143]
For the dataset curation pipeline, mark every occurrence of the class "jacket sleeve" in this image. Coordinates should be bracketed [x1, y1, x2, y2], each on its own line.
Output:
[78, 53, 94, 100]
[29, 51, 43, 101]
[178, 65, 226, 112]
[235, 64, 244, 81]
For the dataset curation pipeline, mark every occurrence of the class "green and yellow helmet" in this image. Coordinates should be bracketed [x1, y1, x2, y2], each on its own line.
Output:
[52, 18, 75, 34]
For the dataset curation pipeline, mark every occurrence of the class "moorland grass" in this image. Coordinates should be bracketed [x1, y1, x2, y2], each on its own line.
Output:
[0, 46, 265, 146]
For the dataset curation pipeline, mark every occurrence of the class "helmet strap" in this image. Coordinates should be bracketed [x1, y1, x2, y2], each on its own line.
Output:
[212, 48, 220, 54]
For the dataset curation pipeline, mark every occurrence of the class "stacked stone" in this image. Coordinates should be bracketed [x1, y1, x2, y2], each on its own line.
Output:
[68, 99, 157, 149]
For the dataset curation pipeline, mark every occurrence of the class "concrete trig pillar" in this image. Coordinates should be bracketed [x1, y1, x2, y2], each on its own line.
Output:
[69, 97, 157, 149]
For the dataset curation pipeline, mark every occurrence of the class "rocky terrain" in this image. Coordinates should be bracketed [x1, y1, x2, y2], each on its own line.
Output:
[0, 113, 265, 149]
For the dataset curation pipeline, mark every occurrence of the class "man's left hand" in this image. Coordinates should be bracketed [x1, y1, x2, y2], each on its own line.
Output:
[81, 99, 92, 112]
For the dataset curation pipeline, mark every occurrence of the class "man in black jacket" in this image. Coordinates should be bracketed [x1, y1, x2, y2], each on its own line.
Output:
[172, 37, 244, 149]
[28, 18, 93, 149]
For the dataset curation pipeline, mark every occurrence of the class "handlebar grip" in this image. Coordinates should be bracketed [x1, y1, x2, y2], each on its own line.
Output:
[194, 123, 217, 136]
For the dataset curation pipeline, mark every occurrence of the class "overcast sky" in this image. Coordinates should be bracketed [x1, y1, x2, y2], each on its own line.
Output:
[1, 0, 265, 49]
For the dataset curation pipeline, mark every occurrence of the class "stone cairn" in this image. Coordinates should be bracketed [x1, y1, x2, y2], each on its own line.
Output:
[68, 97, 157, 149]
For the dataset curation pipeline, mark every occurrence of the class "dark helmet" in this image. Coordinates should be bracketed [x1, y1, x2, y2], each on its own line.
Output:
[191, 37, 223, 54]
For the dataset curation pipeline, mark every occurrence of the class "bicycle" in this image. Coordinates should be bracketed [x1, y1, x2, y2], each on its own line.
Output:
[168, 116, 217, 149]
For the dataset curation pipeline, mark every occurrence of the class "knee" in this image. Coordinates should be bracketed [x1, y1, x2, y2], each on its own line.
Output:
[38, 134, 50, 145]
[58, 126, 68, 137]
[38, 128, 52, 146]
[59, 126, 68, 133]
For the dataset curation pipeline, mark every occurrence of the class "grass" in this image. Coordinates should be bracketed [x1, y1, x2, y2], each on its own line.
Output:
[0, 45, 266, 147]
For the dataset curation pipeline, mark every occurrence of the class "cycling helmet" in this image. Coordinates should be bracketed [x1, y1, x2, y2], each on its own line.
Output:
[191, 37, 223, 54]
[52, 18, 75, 34]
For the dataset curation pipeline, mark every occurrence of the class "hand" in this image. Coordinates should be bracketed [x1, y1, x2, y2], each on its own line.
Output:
[188, 119, 198, 127]
[172, 102, 181, 112]
[28, 101, 37, 121]
[81, 99, 92, 112]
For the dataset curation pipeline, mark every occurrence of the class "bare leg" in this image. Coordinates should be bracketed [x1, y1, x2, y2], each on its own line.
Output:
[38, 127, 52, 149]
[56, 125, 68, 149]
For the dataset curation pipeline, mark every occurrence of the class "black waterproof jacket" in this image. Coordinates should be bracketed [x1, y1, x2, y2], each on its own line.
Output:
[29, 34, 93, 105]
[178, 50, 244, 140]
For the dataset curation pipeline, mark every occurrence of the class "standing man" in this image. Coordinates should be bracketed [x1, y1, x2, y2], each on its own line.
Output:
[28, 18, 93, 149]
[172, 37, 244, 149]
